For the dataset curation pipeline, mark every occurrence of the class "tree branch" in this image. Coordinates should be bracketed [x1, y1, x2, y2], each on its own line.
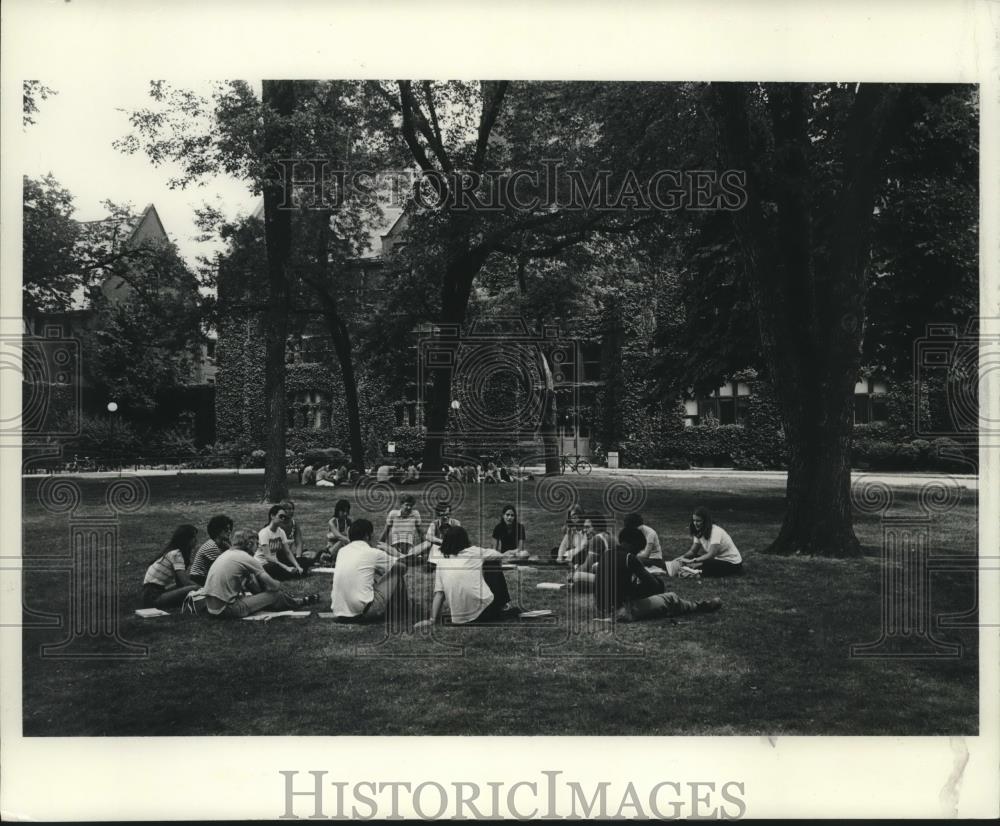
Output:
[472, 81, 509, 172]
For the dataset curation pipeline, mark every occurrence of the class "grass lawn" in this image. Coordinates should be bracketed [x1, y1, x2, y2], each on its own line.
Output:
[21, 472, 978, 736]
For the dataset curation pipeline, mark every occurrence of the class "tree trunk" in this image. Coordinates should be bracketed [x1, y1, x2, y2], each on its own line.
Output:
[538, 351, 561, 476]
[420, 249, 486, 476]
[261, 80, 296, 503]
[710, 82, 901, 556]
[308, 213, 366, 471]
[325, 314, 365, 471]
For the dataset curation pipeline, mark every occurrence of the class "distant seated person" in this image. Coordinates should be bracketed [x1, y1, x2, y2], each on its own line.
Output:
[595, 527, 721, 622]
[676, 507, 744, 577]
[202, 530, 317, 619]
[324, 498, 352, 565]
[569, 515, 612, 588]
[375, 461, 393, 483]
[189, 514, 234, 586]
[256, 504, 307, 580]
[381, 494, 422, 555]
[415, 527, 521, 629]
[333, 464, 349, 484]
[316, 464, 337, 487]
[492, 505, 528, 559]
[554, 503, 586, 562]
[622, 512, 666, 571]
[425, 499, 462, 565]
[140, 524, 201, 610]
[400, 459, 420, 485]
[331, 518, 414, 625]
[483, 461, 502, 484]
[301, 464, 317, 486]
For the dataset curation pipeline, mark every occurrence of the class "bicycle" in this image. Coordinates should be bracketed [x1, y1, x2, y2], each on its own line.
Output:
[560, 454, 592, 475]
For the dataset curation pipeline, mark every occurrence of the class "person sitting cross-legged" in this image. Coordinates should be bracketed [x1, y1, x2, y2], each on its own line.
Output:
[331, 519, 414, 625]
[414, 527, 521, 629]
[141, 524, 202, 610]
[568, 515, 612, 589]
[595, 527, 721, 622]
[189, 514, 234, 586]
[323, 498, 353, 566]
[380, 494, 422, 555]
[622, 512, 666, 571]
[675, 507, 744, 577]
[202, 530, 318, 619]
[256, 504, 306, 580]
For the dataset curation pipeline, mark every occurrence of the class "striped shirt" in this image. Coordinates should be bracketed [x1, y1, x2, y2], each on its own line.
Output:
[143, 549, 187, 587]
[189, 540, 222, 581]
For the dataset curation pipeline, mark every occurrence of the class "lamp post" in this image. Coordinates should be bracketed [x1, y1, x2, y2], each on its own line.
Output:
[106, 401, 118, 473]
[450, 399, 460, 464]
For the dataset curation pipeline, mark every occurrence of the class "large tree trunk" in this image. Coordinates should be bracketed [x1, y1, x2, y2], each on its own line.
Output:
[711, 82, 901, 556]
[538, 352, 561, 476]
[309, 213, 366, 471]
[261, 80, 296, 503]
[420, 249, 486, 475]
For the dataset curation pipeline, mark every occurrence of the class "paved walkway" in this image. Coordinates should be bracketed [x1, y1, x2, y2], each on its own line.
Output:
[22, 465, 979, 490]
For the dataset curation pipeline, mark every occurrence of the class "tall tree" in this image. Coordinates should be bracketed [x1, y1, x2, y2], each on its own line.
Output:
[709, 82, 906, 556]
[365, 80, 641, 474]
[259, 80, 296, 501]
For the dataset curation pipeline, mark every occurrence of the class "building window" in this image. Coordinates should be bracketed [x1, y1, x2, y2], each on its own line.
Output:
[580, 342, 602, 382]
[854, 377, 888, 424]
[689, 381, 751, 426]
[292, 390, 329, 430]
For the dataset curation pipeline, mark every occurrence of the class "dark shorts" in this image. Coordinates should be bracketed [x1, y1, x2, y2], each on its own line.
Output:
[141, 583, 165, 608]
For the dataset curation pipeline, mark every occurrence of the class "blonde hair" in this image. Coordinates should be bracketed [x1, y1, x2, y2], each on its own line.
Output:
[230, 529, 258, 551]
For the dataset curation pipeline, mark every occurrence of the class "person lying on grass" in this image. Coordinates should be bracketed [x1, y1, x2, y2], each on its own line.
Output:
[674, 507, 744, 577]
[323, 498, 352, 565]
[414, 527, 521, 629]
[189, 514, 234, 586]
[141, 524, 202, 610]
[568, 515, 613, 589]
[201, 530, 318, 619]
[492, 505, 529, 560]
[256, 504, 307, 580]
[595, 527, 722, 622]
[622, 512, 666, 571]
[331, 518, 418, 624]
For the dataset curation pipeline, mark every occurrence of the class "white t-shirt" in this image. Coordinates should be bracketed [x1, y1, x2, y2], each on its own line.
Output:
[331, 540, 392, 617]
[638, 525, 663, 560]
[386, 508, 422, 546]
[256, 526, 289, 565]
[433, 547, 502, 624]
[376, 465, 392, 482]
[697, 525, 741, 564]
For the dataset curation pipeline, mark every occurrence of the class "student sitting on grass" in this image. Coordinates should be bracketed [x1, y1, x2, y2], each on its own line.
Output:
[380, 494, 422, 555]
[415, 527, 521, 628]
[331, 519, 413, 624]
[568, 515, 612, 589]
[323, 498, 352, 565]
[492, 505, 529, 559]
[202, 530, 318, 619]
[595, 527, 721, 622]
[256, 504, 306, 580]
[554, 503, 586, 562]
[623, 512, 666, 571]
[675, 507, 744, 577]
[141, 524, 202, 610]
[189, 514, 234, 586]
[425, 499, 461, 565]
